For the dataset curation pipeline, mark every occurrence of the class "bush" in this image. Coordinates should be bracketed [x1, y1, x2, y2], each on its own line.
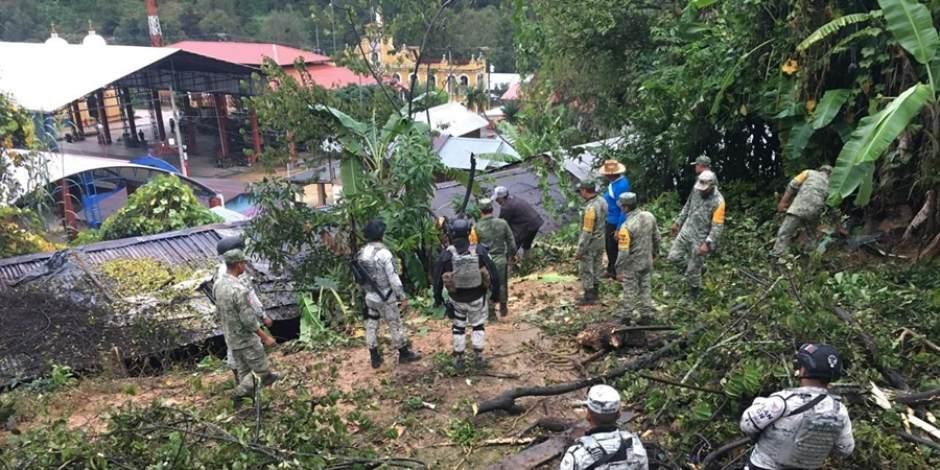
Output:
[97, 175, 222, 240]
[0, 206, 57, 257]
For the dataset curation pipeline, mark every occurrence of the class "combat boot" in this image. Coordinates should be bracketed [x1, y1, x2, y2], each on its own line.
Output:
[472, 349, 489, 369]
[453, 352, 466, 371]
[261, 372, 281, 386]
[369, 348, 383, 369]
[499, 302, 509, 318]
[398, 346, 421, 364]
[688, 286, 701, 301]
[577, 289, 596, 305]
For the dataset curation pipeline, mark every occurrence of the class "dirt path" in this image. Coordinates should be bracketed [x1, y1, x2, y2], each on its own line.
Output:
[6, 273, 620, 467]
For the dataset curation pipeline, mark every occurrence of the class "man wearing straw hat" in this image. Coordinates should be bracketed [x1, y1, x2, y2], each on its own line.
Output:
[599, 159, 631, 279]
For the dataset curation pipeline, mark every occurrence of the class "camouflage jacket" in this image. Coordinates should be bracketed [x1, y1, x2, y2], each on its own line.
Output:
[615, 210, 660, 271]
[674, 188, 726, 250]
[560, 426, 649, 470]
[213, 272, 261, 350]
[786, 170, 829, 219]
[741, 386, 854, 469]
[215, 263, 268, 321]
[578, 196, 608, 256]
[357, 242, 406, 303]
[471, 216, 517, 261]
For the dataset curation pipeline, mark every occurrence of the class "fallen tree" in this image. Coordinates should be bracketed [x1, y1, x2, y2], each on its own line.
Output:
[475, 323, 707, 415]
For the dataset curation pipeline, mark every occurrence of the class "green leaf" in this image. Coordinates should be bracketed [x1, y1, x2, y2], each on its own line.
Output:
[798, 12, 880, 52]
[828, 83, 932, 206]
[339, 157, 365, 196]
[784, 122, 815, 160]
[689, 0, 720, 9]
[812, 89, 852, 129]
[878, 0, 939, 65]
[311, 104, 369, 135]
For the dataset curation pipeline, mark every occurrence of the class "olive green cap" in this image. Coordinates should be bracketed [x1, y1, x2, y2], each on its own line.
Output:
[223, 249, 248, 264]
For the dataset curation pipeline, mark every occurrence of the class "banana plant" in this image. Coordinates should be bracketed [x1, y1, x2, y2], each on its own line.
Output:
[822, 0, 939, 206]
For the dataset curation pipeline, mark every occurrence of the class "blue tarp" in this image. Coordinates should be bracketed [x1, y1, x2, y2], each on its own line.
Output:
[130, 155, 180, 174]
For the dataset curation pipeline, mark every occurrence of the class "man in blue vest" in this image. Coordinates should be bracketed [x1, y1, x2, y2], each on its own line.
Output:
[600, 160, 630, 279]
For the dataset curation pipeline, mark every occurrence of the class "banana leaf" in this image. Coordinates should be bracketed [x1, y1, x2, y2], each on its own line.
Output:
[812, 89, 852, 130]
[828, 83, 932, 206]
[878, 0, 939, 65]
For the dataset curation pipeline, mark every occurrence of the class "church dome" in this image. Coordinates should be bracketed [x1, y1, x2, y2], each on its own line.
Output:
[45, 32, 68, 46]
[82, 29, 106, 46]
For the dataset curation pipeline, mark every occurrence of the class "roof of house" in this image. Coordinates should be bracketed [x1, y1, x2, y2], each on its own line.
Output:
[170, 40, 330, 66]
[489, 73, 521, 91]
[303, 63, 377, 88]
[501, 82, 522, 101]
[414, 102, 490, 137]
[436, 136, 519, 171]
[0, 41, 253, 112]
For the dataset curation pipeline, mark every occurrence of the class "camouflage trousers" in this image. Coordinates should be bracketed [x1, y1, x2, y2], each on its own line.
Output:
[451, 297, 487, 353]
[365, 296, 406, 350]
[667, 233, 707, 289]
[621, 262, 653, 318]
[231, 341, 272, 398]
[490, 257, 509, 314]
[771, 214, 815, 257]
[579, 247, 604, 291]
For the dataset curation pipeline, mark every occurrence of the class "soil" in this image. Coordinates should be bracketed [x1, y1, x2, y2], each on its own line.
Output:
[2, 273, 629, 468]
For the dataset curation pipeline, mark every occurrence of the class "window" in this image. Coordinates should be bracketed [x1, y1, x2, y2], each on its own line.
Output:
[447, 75, 457, 93]
[392, 73, 401, 84]
[371, 52, 379, 64]
[459, 75, 469, 87]
[428, 75, 436, 89]
[477, 74, 485, 88]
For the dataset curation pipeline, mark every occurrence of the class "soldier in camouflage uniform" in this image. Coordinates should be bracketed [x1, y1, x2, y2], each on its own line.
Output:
[577, 180, 608, 305]
[614, 193, 660, 321]
[213, 249, 279, 407]
[741, 343, 854, 470]
[356, 219, 420, 369]
[471, 198, 516, 318]
[668, 170, 725, 300]
[771, 165, 832, 258]
[433, 219, 501, 370]
[560, 384, 649, 470]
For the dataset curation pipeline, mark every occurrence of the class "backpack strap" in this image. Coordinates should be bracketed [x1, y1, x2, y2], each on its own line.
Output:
[785, 393, 827, 418]
[581, 434, 630, 470]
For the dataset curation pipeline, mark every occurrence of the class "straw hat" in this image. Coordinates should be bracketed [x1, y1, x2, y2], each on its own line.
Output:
[598, 159, 626, 176]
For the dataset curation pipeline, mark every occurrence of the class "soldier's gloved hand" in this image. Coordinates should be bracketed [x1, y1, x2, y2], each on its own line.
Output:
[697, 242, 710, 256]
[670, 224, 679, 237]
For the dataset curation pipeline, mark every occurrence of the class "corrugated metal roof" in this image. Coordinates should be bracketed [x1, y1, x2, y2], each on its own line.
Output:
[436, 136, 519, 170]
[170, 40, 330, 66]
[415, 102, 490, 137]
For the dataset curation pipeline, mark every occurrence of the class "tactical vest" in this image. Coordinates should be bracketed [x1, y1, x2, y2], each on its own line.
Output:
[577, 434, 630, 470]
[762, 395, 845, 468]
[447, 245, 481, 289]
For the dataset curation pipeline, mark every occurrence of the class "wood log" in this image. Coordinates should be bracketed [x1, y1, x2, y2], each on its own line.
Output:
[700, 436, 751, 469]
[483, 424, 589, 470]
[476, 324, 705, 415]
[894, 388, 940, 406]
[830, 306, 909, 391]
[576, 323, 675, 351]
[903, 190, 935, 241]
[898, 431, 940, 452]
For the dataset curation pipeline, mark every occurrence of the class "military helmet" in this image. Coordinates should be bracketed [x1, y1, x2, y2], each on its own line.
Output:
[618, 192, 638, 207]
[796, 343, 843, 380]
[363, 218, 386, 242]
[448, 218, 473, 239]
[584, 384, 621, 415]
[819, 164, 833, 174]
[577, 179, 597, 192]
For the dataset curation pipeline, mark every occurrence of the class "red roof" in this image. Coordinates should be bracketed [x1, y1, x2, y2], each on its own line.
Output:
[501, 82, 521, 101]
[302, 64, 377, 89]
[169, 41, 330, 67]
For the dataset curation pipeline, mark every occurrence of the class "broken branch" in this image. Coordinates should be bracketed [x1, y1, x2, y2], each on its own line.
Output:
[475, 324, 706, 415]
[699, 436, 751, 469]
[830, 306, 910, 390]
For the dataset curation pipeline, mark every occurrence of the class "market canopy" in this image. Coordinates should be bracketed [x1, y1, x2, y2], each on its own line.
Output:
[0, 41, 257, 113]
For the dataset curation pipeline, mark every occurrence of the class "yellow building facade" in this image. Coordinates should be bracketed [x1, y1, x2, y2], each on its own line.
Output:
[360, 35, 488, 101]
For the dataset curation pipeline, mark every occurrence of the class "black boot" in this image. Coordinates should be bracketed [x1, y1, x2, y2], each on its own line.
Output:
[499, 302, 509, 318]
[472, 349, 489, 369]
[261, 372, 281, 386]
[369, 348, 383, 369]
[688, 286, 701, 301]
[398, 346, 421, 364]
[577, 289, 596, 305]
[453, 352, 465, 370]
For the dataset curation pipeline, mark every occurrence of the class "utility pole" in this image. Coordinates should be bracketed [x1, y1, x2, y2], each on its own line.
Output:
[146, 0, 163, 47]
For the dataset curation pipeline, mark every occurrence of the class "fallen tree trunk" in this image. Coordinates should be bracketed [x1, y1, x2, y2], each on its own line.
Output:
[830, 306, 909, 390]
[476, 324, 705, 415]
[894, 387, 940, 406]
[700, 436, 751, 469]
[483, 424, 589, 470]
[576, 323, 675, 351]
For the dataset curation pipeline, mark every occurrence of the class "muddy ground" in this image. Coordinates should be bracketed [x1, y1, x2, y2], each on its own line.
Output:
[3, 272, 652, 468]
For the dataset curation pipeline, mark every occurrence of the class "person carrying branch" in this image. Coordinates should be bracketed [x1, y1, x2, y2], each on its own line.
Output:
[614, 192, 660, 322]
[771, 165, 832, 258]
[214, 249, 279, 409]
[433, 219, 501, 370]
[353, 219, 420, 369]
[470, 198, 516, 318]
[560, 384, 649, 470]
[668, 170, 725, 300]
[576, 179, 608, 306]
[740, 343, 854, 470]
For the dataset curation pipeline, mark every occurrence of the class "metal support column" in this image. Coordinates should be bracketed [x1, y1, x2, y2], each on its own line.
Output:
[249, 108, 262, 165]
[95, 89, 112, 144]
[214, 93, 229, 163]
[121, 88, 138, 142]
[152, 90, 167, 141]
